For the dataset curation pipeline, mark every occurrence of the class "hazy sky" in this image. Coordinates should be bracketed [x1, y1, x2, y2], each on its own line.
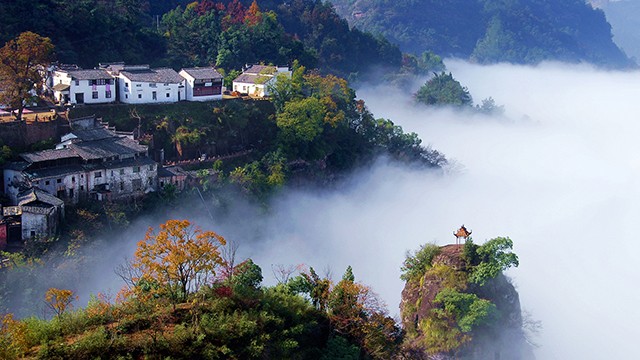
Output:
[70, 60, 640, 359]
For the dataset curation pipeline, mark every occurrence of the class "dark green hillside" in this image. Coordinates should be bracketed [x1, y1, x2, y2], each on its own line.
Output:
[330, 0, 633, 67]
[0, 0, 401, 79]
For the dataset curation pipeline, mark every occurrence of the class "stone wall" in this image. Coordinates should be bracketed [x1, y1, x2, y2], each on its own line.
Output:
[0, 117, 65, 148]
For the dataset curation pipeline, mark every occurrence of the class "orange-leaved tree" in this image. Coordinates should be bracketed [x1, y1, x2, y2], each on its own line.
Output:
[0, 31, 54, 120]
[1, 313, 29, 359]
[328, 266, 403, 359]
[44, 288, 77, 318]
[132, 219, 226, 304]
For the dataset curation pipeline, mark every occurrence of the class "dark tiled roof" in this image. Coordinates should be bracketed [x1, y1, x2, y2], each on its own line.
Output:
[25, 164, 85, 180]
[68, 127, 116, 142]
[68, 136, 147, 160]
[101, 156, 156, 170]
[18, 188, 64, 207]
[20, 148, 78, 163]
[4, 162, 30, 171]
[233, 73, 271, 85]
[121, 68, 183, 84]
[158, 165, 187, 178]
[67, 69, 112, 80]
[181, 67, 223, 80]
[244, 65, 277, 75]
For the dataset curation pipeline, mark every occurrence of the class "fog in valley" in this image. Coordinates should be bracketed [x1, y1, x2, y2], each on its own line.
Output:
[354, 60, 640, 359]
[11, 60, 639, 359]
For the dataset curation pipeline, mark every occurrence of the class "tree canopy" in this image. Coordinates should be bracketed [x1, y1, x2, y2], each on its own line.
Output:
[0, 31, 53, 119]
[132, 219, 227, 303]
[415, 72, 472, 107]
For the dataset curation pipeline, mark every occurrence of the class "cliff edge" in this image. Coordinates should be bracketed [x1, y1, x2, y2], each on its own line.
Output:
[400, 241, 535, 359]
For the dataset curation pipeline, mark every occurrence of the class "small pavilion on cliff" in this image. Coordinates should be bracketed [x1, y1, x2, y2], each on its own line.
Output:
[454, 225, 472, 245]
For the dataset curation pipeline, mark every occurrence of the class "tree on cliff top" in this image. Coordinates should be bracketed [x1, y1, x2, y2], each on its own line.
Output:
[415, 72, 472, 107]
[467, 236, 519, 285]
[0, 32, 53, 120]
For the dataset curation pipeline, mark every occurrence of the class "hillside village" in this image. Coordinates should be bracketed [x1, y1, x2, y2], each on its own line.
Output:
[0, 61, 292, 249]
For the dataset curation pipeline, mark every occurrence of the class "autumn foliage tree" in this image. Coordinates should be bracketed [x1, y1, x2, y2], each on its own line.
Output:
[44, 288, 77, 318]
[132, 219, 226, 304]
[244, 0, 263, 27]
[0, 31, 54, 120]
[0, 313, 29, 359]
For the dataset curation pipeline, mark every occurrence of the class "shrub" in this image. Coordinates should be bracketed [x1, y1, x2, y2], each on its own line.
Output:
[69, 326, 111, 358]
[23, 316, 62, 346]
[433, 288, 496, 333]
[400, 244, 441, 281]
[469, 237, 519, 286]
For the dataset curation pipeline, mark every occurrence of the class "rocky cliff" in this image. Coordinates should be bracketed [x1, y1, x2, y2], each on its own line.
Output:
[400, 243, 535, 359]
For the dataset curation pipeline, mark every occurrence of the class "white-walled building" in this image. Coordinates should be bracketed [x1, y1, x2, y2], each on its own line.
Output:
[232, 65, 291, 97]
[52, 68, 116, 105]
[179, 67, 224, 101]
[4, 124, 158, 205]
[18, 188, 64, 241]
[107, 65, 185, 104]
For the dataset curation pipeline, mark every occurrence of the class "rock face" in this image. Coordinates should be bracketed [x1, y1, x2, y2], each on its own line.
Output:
[400, 244, 535, 360]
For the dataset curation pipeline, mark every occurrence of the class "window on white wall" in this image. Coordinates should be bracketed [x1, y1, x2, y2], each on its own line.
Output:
[92, 91, 98, 99]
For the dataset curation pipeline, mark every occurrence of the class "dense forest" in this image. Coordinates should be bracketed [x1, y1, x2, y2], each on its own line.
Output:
[0, 218, 526, 359]
[329, 0, 633, 67]
[0, 0, 401, 80]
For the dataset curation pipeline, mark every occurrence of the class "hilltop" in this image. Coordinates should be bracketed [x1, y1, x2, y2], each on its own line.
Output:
[330, 0, 633, 68]
[399, 238, 532, 359]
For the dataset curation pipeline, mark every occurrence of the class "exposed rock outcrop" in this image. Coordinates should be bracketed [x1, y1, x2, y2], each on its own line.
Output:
[400, 244, 535, 360]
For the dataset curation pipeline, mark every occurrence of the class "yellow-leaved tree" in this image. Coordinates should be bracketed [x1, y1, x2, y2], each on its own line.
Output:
[44, 288, 77, 318]
[132, 219, 226, 304]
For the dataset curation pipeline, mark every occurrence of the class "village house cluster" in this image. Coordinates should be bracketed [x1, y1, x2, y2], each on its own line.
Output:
[0, 62, 291, 248]
[49, 62, 291, 106]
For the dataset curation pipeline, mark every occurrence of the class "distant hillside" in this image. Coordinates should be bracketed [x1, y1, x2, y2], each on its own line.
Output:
[593, 0, 640, 61]
[330, 0, 634, 68]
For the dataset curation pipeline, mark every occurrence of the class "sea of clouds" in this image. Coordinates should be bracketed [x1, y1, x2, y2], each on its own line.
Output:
[65, 60, 640, 359]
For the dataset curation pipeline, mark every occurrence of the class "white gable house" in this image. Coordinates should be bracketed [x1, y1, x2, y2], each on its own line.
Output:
[232, 65, 291, 97]
[110, 65, 185, 104]
[52, 68, 116, 105]
[179, 67, 224, 101]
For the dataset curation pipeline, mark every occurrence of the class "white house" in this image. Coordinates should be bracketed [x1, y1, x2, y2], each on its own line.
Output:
[108, 65, 185, 104]
[18, 188, 64, 241]
[179, 67, 224, 101]
[4, 121, 158, 205]
[232, 65, 291, 97]
[52, 68, 116, 105]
